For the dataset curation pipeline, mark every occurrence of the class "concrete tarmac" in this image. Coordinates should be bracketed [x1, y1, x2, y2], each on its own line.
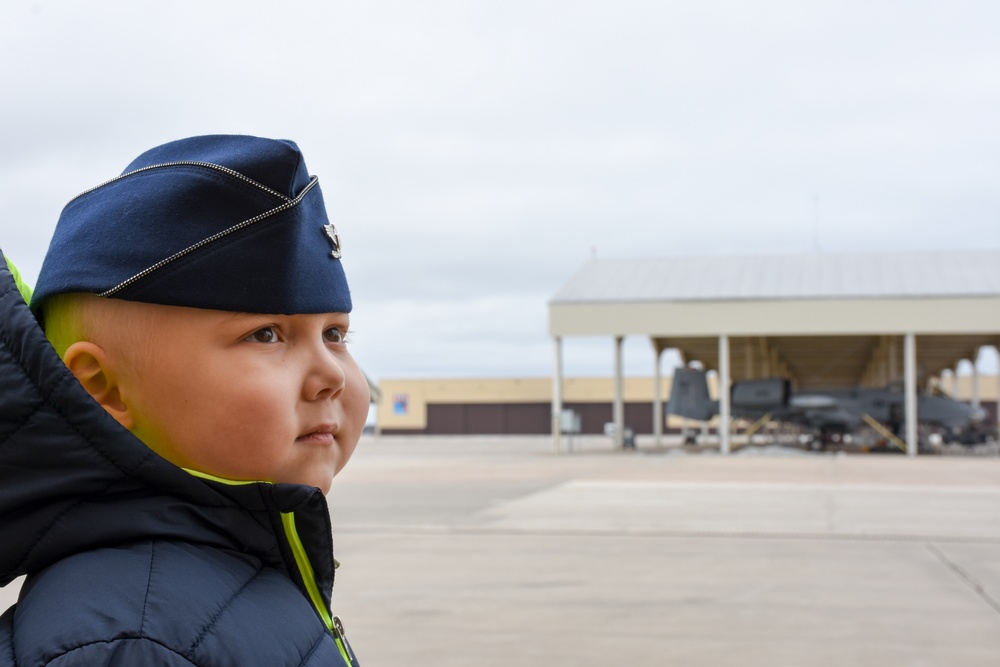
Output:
[329, 436, 1000, 667]
[4, 436, 1000, 665]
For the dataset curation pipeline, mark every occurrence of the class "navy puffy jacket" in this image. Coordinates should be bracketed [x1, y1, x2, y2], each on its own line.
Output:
[0, 252, 359, 666]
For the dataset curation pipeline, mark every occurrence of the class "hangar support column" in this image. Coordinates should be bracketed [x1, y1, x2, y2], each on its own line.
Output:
[904, 333, 918, 456]
[995, 345, 1000, 436]
[552, 336, 563, 454]
[719, 334, 731, 455]
[653, 341, 664, 447]
[613, 335, 624, 448]
[972, 347, 981, 410]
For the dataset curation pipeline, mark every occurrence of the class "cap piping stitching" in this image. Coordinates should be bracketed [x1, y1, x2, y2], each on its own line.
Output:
[97, 176, 319, 298]
[68, 161, 293, 205]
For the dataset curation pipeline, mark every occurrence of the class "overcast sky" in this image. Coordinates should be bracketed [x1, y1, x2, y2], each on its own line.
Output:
[2, 1, 999, 382]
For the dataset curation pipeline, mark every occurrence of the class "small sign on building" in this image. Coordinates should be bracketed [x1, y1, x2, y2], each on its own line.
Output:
[393, 393, 409, 415]
[560, 409, 581, 434]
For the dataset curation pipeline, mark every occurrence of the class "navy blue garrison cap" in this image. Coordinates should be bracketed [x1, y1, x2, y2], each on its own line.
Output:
[32, 134, 350, 316]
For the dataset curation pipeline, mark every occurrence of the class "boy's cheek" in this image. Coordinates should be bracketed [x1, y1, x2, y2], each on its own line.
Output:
[346, 384, 370, 435]
[341, 369, 370, 440]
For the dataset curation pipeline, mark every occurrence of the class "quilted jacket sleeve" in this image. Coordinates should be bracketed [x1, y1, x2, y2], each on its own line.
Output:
[47, 639, 200, 666]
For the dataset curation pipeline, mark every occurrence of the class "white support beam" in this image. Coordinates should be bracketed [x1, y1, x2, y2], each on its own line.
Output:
[719, 334, 731, 455]
[972, 348, 981, 409]
[550, 296, 1000, 338]
[552, 336, 563, 454]
[653, 342, 663, 447]
[996, 345, 1000, 435]
[613, 335, 624, 448]
[904, 332, 918, 456]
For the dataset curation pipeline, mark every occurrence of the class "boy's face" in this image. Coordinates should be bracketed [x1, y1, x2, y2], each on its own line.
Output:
[113, 303, 369, 494]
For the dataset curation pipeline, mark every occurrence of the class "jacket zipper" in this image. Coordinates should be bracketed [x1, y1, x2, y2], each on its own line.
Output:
[281, 512, 357, 666]
[333, 615, 359, 666]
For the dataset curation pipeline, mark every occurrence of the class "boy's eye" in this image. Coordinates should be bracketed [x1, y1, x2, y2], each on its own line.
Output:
[324, 327, 345, 344]
[246, 327, 279, 343]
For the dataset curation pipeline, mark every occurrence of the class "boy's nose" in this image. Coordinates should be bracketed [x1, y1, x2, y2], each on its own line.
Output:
[302, 347, 347, 401]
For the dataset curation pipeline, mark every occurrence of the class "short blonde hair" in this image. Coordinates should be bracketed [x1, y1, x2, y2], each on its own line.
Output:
[43, 293, 153, 363]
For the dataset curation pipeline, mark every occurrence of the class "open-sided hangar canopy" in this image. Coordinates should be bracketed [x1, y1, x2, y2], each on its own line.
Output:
[548, 251, 1000, 454]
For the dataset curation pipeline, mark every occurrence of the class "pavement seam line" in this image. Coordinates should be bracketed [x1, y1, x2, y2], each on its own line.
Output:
[926, 542, 1000, 616]
[339, 524, 1000, 544]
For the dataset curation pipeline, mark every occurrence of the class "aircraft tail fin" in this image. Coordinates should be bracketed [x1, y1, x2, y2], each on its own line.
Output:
[667, 367, 719, 422]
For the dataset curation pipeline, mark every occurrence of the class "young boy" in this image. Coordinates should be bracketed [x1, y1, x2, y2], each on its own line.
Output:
[0, 135, 368, 666]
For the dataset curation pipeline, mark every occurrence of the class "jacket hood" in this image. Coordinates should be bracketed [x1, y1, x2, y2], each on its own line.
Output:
[0, 250, 335, 610]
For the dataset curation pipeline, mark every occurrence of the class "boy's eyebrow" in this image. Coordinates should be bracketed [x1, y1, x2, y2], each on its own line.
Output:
[219, 312, 351, 322]
[220, 312, 270, 323]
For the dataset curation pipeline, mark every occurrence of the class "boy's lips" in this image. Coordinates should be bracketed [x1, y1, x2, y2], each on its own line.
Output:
[297, 425, 338, 445]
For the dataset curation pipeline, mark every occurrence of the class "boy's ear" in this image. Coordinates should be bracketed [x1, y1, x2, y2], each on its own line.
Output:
[62, 341, 134, 430]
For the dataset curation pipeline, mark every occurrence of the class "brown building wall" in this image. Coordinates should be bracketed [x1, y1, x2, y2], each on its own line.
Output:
[427, 403, 552, 435]
[400, 401, 658, 436]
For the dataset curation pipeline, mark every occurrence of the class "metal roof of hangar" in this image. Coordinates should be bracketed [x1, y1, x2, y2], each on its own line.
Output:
[549, 251, 1000, 389]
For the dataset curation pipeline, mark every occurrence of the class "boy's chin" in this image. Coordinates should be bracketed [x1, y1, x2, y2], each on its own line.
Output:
[298, 472, 336, 495]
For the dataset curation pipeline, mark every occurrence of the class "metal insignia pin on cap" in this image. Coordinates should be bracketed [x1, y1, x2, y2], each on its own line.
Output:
[324, 223, 342, 259]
